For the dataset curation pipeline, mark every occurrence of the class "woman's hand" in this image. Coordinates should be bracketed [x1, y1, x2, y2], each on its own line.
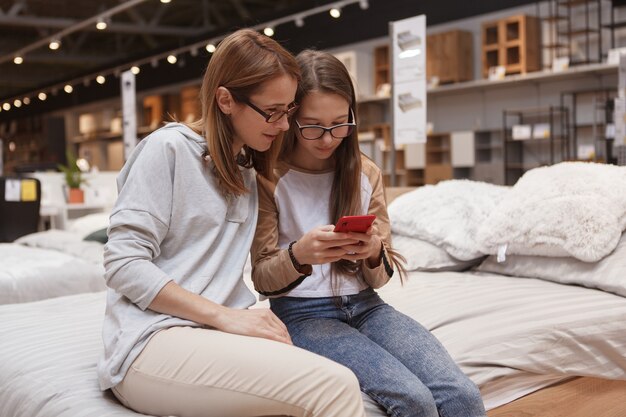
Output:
[148, 281, 292, 345]
[213, 306, 293, 345]
[291, 225, 359, 265]
[340, 226, 383, 267]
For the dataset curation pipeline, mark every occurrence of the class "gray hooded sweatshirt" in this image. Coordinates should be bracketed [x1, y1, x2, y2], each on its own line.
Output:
[97, 123, 258, 390]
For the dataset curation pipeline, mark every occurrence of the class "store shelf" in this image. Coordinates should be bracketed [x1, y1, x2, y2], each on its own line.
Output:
[427, 62, 617, 97]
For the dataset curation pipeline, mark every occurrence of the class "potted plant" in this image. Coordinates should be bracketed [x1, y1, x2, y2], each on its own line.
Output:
[58, 149, 86, 204]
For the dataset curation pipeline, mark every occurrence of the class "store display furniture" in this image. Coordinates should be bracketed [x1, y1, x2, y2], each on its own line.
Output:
[607, 0, 626, 49]
[426, 30, 474, 84]
[473, 131, 505, 185]
[481, 14, 542, 77]
[560, 88, 617, 163]
[502, 106, 570, 184]
[373, 45, 390, 94]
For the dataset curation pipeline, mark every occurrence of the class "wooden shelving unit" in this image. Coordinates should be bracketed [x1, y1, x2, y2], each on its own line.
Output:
[481, 14, 542, 78]
[373, 45, 390, 94]
[1, 115, 66, 174]
[425, 133, 453, 184]
[426, 30, 474, 84]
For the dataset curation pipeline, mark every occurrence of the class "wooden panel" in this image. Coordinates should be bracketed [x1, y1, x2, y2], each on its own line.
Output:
[427, 30, 473, 84]
[424, 163, 452, 184]
[488, 377, 626, 417]
[180, 85, 200, 124]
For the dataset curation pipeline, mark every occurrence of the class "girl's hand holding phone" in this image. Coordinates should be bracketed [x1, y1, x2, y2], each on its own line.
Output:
[291, 225, 360, 265]
[340, 225, 383, 267]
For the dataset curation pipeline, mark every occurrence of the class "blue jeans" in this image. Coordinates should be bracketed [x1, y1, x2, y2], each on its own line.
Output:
[270, 288, 486, 417]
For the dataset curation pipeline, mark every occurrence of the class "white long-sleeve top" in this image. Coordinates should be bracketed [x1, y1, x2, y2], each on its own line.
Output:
[251, 156, 394, 298]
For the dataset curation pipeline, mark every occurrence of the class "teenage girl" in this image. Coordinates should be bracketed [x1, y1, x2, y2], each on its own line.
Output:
[252, 49, 487, 417]
[98, 31, 366, 417]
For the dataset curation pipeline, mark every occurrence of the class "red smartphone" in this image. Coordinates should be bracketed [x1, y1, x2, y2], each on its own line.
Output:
[333, 215, 376, 233]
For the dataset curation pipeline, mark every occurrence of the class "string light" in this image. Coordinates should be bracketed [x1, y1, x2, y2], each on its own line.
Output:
[23, 97, 30, 105]
[2, 103, 10, 111]
[13, 99, 22, 108]
[0, 0, 369, 109]
[96, 17, 108, 30]
[49, 38, 61, 50]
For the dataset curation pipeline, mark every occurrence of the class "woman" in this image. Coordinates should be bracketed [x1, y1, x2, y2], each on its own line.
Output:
[98, 30, 366, 417]
[252, 50, 487, 417]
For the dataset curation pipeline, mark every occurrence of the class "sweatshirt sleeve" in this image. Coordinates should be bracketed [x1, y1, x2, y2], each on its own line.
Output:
[251, 173, 312, 297]
[361, 160, 395, 289]
[103, 133, 176, 310]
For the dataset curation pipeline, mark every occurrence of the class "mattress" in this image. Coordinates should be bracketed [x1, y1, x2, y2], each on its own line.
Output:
[1, 270, 625, 416]
[0, 242, 105, 304]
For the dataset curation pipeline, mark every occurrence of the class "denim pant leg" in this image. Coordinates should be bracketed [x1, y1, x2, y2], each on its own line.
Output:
[353, 294, 487, 417]
[271, 295, 439, 417]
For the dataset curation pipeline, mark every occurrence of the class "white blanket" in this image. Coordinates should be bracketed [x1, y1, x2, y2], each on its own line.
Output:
[478, 162, 626, 262]
[388, 180, 508, 260]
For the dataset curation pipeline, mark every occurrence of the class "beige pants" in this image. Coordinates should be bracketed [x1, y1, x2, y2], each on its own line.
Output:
[112, 326, 366, 417]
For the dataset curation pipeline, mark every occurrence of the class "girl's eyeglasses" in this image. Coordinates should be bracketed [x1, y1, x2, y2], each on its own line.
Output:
[295, 109, 356, 140]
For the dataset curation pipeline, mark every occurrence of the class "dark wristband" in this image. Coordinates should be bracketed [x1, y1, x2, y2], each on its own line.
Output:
[288, 240, 306, 273]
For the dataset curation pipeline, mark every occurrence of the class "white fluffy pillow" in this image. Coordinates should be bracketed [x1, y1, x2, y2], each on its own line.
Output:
[392, 234, 483, 272]
[388, 180, 509, 260]
[477, 162, 626, 262]
[476, 233, 626, 297]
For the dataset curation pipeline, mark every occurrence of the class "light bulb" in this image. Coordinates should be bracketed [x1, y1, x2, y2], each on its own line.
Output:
[49, 39, 61, 50]
[263, 27, 274, 37]
[206, 43, 216, 53]
[14, 99, 22, 108]
[96, 75, 106, 84]
[64, 84, 73, 93]
[167, 54, 177, 64]
[131, 66, 140, 75]
[96, 18, 108, 30]
[14, 56, 23, 64]
[38, 92, 47, 101]
[330, 8, 341, 18]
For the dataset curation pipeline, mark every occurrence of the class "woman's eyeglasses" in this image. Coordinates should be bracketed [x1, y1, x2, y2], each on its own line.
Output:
[231, 91, 298, 124]
[296, 109, 356, 140]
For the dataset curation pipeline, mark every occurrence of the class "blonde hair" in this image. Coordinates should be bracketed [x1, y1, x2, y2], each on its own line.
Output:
[189, 29, 300, 195]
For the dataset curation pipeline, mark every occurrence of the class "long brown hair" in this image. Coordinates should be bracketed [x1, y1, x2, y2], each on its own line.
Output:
[189, 29, 300, 195]
[282, 50, 406, 283]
